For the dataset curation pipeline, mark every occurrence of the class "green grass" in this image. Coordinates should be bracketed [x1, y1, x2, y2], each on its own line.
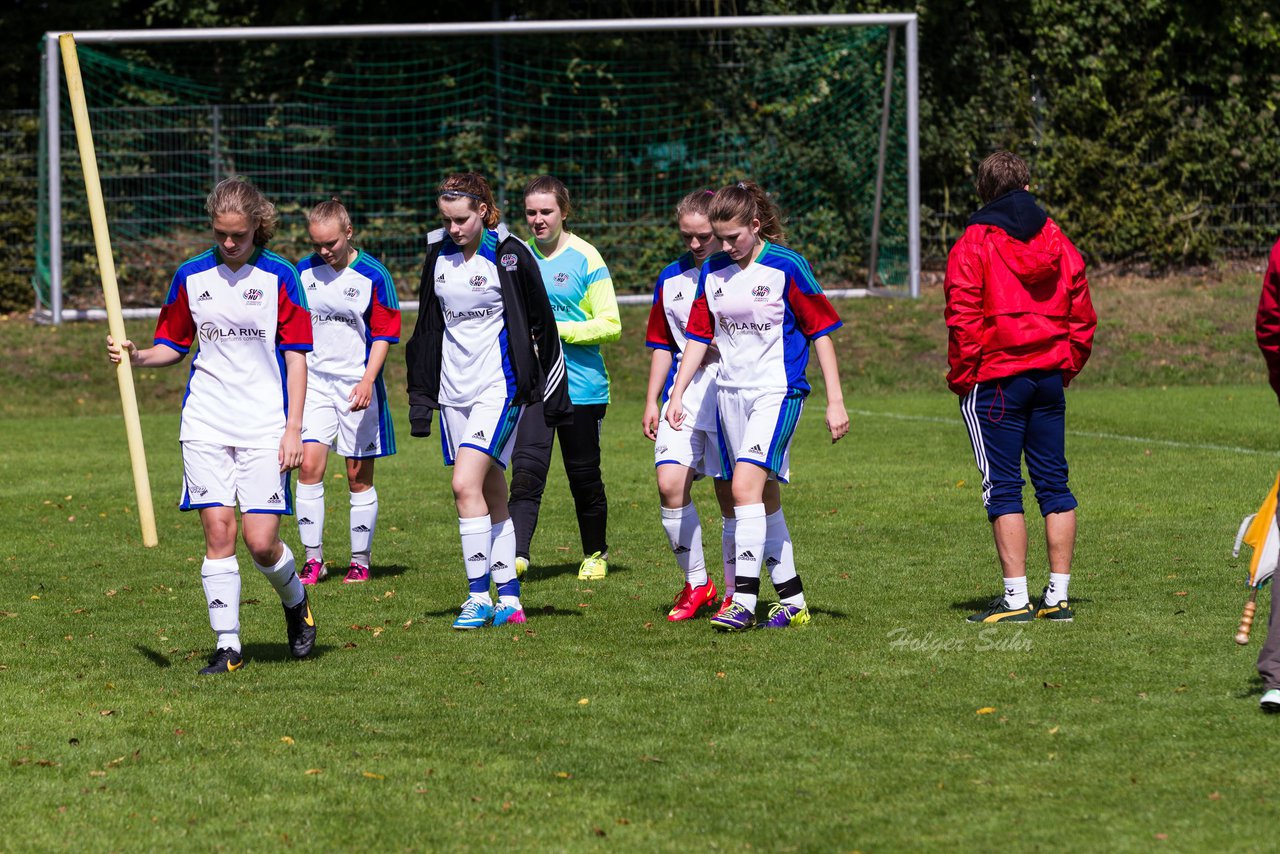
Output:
[3, 269, 1280, 851]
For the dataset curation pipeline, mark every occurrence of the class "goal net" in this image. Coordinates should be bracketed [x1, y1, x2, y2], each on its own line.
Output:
[38, 17, 917, 319]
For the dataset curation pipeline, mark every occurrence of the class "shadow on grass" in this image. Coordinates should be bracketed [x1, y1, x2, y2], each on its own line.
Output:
[372, 563, 410, 580]
[950, 596, 1094, 614]
[528, 560, 631, 581]
[133, 643, 332, 668]
[645, 601, 855, 622]
[241, 642, 332, 664]
[807, 605, 853, 621]
[134, 645, 172, 668]
[1241, 676, 1269, 700]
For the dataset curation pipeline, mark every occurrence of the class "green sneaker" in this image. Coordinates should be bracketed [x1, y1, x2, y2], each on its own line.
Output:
[967, 596, 1034, 623]
[515, 556, 529, 579]
[578, 551, 608, 581]
[1035, 588, 1074, 622]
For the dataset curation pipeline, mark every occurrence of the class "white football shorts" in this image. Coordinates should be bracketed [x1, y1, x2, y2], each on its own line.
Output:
[655, 401, 728, 480]
[439, 397, 524, 469]
[179, 441, 291, 514]
[715, 387, 805, 483]
[302, 371, 395, 459]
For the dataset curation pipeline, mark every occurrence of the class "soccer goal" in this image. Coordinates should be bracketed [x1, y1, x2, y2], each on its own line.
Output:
[38, 15, 919, 322]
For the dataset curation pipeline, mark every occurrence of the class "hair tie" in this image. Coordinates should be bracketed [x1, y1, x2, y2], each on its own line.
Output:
[440, 190, 483, 202]
[736, 181, 747, 190]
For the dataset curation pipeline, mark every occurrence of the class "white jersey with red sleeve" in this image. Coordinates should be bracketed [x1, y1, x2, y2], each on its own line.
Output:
[296, 249, 401, 383]
[644, 252, 720, 431]
[154, 247, 313, 449]
[684, 242, 842, 396]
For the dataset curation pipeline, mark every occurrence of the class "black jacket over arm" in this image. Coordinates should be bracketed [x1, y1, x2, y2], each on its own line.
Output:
[405, 230, 573, 438]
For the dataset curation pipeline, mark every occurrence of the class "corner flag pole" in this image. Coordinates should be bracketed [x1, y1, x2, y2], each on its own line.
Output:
[59, 33, 158, 548]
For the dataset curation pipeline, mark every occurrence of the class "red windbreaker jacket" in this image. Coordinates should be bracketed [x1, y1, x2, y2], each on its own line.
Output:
[1255, 238, 1280, 399]
[944, 213, 1096, 396]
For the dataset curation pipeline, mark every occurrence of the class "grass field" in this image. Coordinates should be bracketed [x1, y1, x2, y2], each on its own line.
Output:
[3, 269, 1280, 852]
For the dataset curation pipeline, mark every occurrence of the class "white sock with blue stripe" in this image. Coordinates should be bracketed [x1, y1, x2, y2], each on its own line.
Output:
[459, 515, 493, 604]
[490, 517, 520, 608]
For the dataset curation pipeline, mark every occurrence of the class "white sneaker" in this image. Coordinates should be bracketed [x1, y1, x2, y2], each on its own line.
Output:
[1261, 688, 1280, 711]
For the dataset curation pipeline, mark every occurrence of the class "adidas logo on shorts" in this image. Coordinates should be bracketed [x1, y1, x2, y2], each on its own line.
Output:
[471, 430, 486, 440]
[467, 552, 487, 562]
[748, 444, 764, 455]
[197, 291, 213, 301]
[268, 493, 283, 504]
[737, 550, 756, 562]
[209, 599, 227, 609]
[365, 442, 377, 451]
[352, 524, 371, 533]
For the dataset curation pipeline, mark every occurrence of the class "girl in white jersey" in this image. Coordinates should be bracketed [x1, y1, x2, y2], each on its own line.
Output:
[405, 173, 572, 630]
[106, 177, 317, 673]
[666, 181, 849, 632]
[643, 188, 737, 621]
[294, 199, 401, 586]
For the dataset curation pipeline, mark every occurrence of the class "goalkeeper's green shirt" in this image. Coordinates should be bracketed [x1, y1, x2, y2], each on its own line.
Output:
[527, 232, 621, 404]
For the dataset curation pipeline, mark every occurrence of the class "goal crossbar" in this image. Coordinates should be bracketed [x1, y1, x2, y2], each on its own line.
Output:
[42, 15, 919, 322]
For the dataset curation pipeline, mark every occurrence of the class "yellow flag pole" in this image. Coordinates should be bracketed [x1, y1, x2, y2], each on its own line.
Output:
[59, 33, 158, 548]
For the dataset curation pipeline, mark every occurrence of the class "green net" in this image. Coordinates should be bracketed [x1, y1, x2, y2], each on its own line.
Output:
[37, 25, 910, 309]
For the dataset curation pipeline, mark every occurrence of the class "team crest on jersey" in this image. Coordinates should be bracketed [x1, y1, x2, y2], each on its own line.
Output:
[752, 285, 770, 301]
[242, 288, 264, 305]
[500, 253, 518, 271]
[343, 287, 361, 301]
[554, 272, 570, 286]
[469, 275, 488, 290]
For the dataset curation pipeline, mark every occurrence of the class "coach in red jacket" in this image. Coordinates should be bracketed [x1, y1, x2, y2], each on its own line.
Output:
[944, 150, 1097, 624]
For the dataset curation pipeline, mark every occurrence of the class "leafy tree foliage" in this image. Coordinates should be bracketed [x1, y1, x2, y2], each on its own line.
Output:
[6, 0, 1280, 279]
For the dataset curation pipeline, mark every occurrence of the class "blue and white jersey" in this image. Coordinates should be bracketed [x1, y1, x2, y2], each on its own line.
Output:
[685, 242, 842, 396]
[154, 247, 312, 448]
[296, 250, 400, 384]
[645, 252, 720, 431]
[433, 229, 513, 406]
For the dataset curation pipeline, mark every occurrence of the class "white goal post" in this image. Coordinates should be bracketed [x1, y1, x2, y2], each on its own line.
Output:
[42, 14, 919, 323]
